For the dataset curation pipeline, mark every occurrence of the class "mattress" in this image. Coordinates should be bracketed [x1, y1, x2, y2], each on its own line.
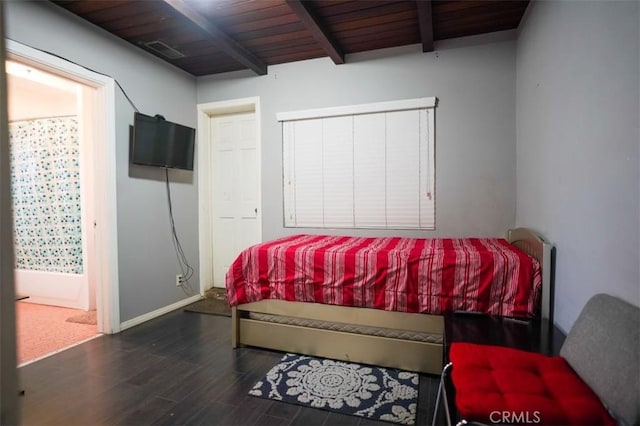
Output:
[226, 234, 542, 319]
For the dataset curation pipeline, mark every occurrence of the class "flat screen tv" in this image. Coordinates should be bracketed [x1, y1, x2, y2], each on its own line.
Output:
[132, 112, 195, 170]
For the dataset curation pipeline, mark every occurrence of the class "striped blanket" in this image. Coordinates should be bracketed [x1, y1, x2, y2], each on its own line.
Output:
[226, 234, 542, 319]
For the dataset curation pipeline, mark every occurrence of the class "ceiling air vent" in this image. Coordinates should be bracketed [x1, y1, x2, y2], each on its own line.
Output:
[143, 40, 185, 60]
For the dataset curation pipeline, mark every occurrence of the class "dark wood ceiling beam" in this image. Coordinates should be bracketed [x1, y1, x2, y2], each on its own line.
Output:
[286, 0, 345, 65]
[416, 0, 434, 52]
[162, 0, 267, 75]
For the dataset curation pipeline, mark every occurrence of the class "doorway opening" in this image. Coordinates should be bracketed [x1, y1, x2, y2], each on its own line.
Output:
[5, 40, 120, 365]
[7, 59, 99, 364]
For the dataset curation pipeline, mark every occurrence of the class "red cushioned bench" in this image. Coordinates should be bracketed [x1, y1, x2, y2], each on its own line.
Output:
[448, 343, 615, 425]
[433, 294, 639, 426]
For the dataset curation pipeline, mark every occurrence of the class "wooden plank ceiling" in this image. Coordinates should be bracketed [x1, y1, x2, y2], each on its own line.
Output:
[51, 0, 529, 77]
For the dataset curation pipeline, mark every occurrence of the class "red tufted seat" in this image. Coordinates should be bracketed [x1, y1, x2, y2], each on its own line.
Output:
[445, 342, 615, 425]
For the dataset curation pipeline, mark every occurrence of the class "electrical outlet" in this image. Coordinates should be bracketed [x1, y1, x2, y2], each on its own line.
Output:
[176, 274, 184, 287]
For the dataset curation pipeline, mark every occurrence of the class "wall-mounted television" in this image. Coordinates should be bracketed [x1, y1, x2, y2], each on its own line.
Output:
[132, 112, 195, 170]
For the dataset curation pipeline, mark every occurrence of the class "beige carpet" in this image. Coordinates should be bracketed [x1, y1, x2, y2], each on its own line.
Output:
[16, 302, 98, 365]
[184, 287, 231, 317]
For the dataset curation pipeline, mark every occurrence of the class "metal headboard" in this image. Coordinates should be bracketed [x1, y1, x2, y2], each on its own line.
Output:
[508, 228, 554, 323]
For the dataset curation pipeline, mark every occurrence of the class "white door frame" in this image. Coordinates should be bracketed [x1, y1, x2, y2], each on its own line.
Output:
[197, 97, 262, 293]
[6, 40, 120, 334]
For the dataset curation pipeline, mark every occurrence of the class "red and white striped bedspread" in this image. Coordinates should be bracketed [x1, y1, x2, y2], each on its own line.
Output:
[225, 234, 542, 319]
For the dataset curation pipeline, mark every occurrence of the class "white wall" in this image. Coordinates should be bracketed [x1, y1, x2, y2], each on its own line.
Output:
[7, 76, 76, 121]
[516, 1, 640, 332]
[198, 32, 518, 241]
[5, 1, 199, 322]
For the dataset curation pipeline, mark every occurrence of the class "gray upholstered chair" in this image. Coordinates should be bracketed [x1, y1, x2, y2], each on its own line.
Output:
[560, 294, 639, 425]
[433, 294, 639, 425]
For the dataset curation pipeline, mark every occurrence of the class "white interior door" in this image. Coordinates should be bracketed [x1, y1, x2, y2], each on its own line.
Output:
[211, 112, 261, 287]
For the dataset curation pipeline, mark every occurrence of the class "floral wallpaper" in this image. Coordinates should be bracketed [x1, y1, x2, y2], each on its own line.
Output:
[9, 117, 84, 274]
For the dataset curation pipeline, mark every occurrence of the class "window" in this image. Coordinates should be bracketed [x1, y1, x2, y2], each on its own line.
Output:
[279, 97, 436, 230]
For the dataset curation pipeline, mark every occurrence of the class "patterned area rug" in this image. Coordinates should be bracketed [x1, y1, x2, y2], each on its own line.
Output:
[249, 353, 419, 425]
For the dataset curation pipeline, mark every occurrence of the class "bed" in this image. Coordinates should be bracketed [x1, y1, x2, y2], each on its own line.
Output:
[226, 228, 553, 375]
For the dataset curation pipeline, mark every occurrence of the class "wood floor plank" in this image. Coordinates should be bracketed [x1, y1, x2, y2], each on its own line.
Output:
[264, 398, 301, 420]
[324, 412, 361, 425]
[290, 405, 330, 426]
[219, 395, 275, 425]
[151, 399, 233, 426]
[108, 395, 176, 426]
[255, 414, 294, 426]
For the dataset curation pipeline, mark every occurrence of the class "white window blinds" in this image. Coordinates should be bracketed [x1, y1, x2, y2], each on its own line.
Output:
[279, 97, 436, 230]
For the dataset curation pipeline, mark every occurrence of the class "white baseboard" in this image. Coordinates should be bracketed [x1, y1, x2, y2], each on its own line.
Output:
[119, 294, 202, 331]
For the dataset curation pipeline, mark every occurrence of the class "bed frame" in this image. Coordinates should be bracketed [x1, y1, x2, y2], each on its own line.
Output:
[230, 228, 553, 375]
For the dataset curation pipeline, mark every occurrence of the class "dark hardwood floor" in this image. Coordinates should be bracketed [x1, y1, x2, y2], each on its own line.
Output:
[18, 309, 444, 426]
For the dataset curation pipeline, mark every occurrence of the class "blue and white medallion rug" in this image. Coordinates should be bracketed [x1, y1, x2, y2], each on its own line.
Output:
[249, 353, 419, 425]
